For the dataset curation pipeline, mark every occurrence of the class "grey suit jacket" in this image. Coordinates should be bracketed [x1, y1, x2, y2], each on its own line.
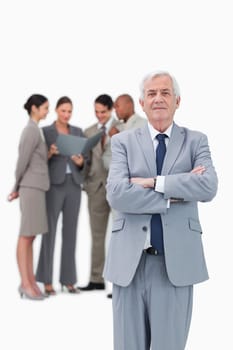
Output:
[43, 122, 88, 185]
[102, 114, 147, 170]
[103, 123, 218, 287]
[83, 118, 121, 193]
[13, 119, 49, 192]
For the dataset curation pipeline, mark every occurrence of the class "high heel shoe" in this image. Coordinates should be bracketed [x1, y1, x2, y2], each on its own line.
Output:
[18, 286, 44, 300]
[44, 285, 56, 296]
[61, 284, 80, 294]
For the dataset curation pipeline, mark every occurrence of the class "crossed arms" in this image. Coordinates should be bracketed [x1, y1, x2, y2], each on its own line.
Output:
[106, 133, 218, 214]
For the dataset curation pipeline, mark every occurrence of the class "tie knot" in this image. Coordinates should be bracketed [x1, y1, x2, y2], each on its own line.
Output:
[156, 133, 167, 142]
[101, 125, 106, 134]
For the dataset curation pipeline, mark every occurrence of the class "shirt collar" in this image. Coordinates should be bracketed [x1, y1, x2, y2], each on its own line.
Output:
[97, 115, 114, 132]
[147, 121, 173, 141]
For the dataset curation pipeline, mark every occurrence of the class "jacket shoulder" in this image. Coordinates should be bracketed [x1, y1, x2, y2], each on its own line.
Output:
[111, 127, 138, 144]
[178, 125, 207, 140]
[70, 125, 84, 135]
[42, 123, 54, 133]
[21, 122, 40, 139]
[84, 123, 97, 136]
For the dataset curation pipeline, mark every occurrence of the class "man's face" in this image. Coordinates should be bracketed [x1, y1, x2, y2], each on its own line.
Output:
[114, 98, 129, 120]
[95, 103, 112, 125]
[140, 75, 180, 126]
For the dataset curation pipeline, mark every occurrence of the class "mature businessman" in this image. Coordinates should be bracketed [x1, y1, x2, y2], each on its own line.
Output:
[104, 70, 218, 350]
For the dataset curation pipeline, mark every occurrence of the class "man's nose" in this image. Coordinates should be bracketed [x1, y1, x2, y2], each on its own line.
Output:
[153, 93, 163, 102]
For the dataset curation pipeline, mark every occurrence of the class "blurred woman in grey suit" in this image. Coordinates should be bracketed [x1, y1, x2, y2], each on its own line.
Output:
[8, 94, 50, 300]
[36, 96, 88, 295]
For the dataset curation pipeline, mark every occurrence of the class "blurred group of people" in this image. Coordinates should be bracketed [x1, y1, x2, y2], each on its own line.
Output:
[8, 92, 146, 300]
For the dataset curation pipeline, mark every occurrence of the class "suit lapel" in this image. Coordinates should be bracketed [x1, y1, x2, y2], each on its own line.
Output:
[135, 123, 185, 176]
[69, 125, 76, 135]
[162, 123, 185, 174]
[92, 124, 102, 155]
[135, 125, 156, 177]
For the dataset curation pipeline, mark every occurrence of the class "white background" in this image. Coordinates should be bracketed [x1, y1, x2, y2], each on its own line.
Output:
[0, 0, 232, 349]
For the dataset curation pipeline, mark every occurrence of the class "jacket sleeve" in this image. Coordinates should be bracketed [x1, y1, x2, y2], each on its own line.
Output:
[12, 126, 40, 192]
[164, 134, 218, 202]
[106, 135, 168, 214]
[77, 128, 91, 176]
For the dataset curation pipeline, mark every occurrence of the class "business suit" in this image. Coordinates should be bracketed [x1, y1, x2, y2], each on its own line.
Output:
[13, 119, 49, 235]
[83, 117, 121, 284]
[104, 123, 218, 349]
[36, 122, 88, 285]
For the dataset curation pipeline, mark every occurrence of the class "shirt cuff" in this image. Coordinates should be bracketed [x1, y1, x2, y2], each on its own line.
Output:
[155, 175, 165, 193]
[155, 176, 170, 208]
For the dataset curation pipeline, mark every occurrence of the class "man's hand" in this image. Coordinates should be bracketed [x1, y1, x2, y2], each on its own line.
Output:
[191, 165, 206, 174]
[108, 126, 120, 137]
[71, 154, 84, 167]
[130, 177, 154, 188]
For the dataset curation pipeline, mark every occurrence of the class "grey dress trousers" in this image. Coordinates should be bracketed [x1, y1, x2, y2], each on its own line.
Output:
[36, 122, 88, 285]
[113, 253, 193, 350]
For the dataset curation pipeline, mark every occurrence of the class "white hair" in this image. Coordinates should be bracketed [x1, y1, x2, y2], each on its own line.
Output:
[139, 70, 181, 100]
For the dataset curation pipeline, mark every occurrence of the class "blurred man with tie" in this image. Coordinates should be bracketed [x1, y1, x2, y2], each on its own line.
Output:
[104, 71, 218, 349]
[81, 94, 120, 291]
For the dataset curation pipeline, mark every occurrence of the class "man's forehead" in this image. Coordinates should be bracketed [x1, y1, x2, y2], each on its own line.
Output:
[146, 75, 172, 87]
[95, 105, 109, 112]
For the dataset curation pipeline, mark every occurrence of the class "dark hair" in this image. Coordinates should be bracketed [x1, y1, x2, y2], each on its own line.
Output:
[95, 94, 113, 110]
[56, 96, 73, 109]
[24, 94, 48, 115]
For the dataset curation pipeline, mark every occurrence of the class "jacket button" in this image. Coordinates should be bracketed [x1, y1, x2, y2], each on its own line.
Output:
[142, 226, 147, 232]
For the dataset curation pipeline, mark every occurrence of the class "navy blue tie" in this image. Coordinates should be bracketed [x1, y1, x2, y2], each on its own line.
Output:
[150, 134, 168, 254]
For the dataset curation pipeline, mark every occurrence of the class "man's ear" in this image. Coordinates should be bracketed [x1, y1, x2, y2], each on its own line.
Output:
[139, 98, 144, 109]
[176, 96, 181, 109]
